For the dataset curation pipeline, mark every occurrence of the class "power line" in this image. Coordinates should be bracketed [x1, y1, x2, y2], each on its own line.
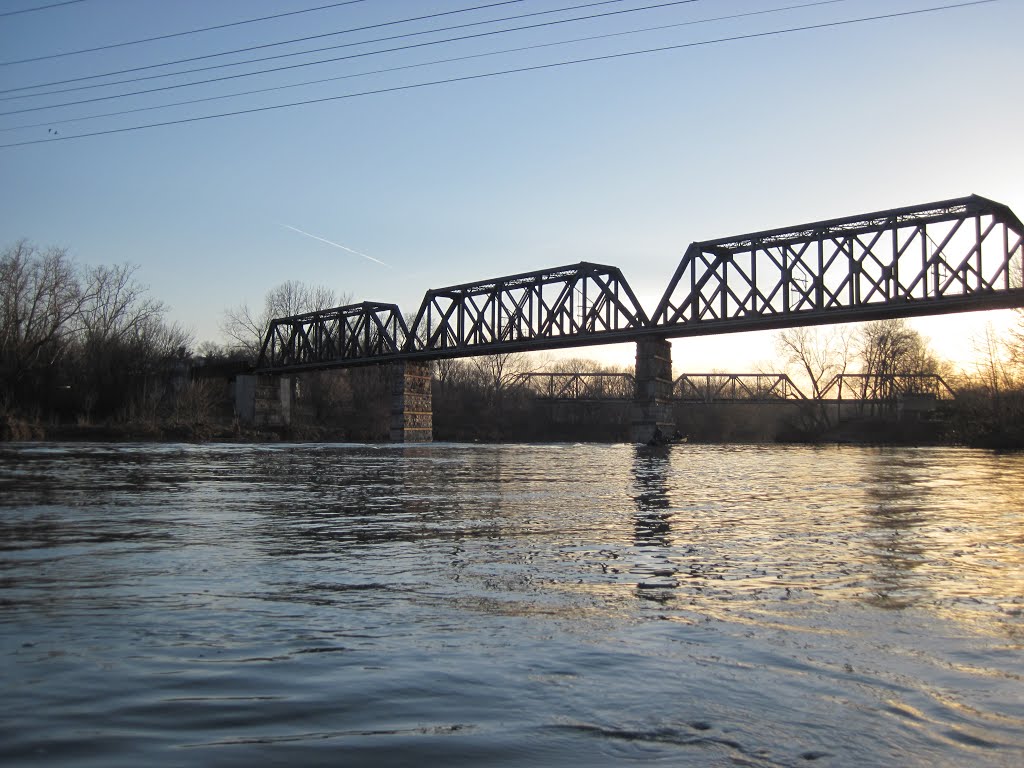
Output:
[0, 0, 703, 117]
[0, 0, 997, 149]
[2, 0, 631, 98]
[0, 0, 376, 67]
[0, 0, 86, 17]
[0, 0, 852, 134]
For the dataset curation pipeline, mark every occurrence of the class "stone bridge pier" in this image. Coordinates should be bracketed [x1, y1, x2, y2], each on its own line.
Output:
[631, 337, 676, 444]
[390, 361, 433, 442]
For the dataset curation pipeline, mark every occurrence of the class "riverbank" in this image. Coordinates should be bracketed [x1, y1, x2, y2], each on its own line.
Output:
[3, 406, 1022, 449]
[0, 415, 354, 444]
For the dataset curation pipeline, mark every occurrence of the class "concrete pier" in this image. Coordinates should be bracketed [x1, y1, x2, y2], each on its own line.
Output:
[631, 337, 675, 443]
[390, 361, 433, 442]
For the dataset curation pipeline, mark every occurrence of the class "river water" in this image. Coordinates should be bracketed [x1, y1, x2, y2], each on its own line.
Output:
[1, 442, 1022, 767]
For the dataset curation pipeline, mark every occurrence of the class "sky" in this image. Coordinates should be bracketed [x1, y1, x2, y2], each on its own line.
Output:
[1, 0, 1022, 375]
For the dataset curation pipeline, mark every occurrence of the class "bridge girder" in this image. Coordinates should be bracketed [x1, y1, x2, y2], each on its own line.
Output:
[651, 195, 1024, 334]
[258, 301, 409, 370]
[408, 261, 649, 357]
[256, 195, 1024, 373]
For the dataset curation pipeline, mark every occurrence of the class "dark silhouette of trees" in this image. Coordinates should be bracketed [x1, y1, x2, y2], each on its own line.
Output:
[855, 319, 943, 398]
[0, 241, 84, 405]
[1, 240, 191, 433]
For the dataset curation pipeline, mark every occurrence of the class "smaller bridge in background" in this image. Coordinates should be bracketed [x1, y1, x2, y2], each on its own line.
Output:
[515, 372, 957, 404]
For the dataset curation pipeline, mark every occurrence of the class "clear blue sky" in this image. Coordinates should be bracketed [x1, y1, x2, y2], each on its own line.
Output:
[2, 0, 1022, 372]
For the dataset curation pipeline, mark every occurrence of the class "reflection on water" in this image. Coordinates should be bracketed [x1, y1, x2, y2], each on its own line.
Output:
[631, 448, 678, 597]
[862, 451, 934, 609]
[1, 442, 1022, 767]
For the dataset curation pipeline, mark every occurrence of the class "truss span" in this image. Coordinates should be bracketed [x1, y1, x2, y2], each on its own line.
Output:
[409, 261, 649, 357]
[652, 195, 1024, 334]
[818, 373, 957, 401]
[516, 372, 956, 403]
[673, 373, 807, 402]
[257, 195, 1024, 372]
[258, 301, 409, 371]
[514, 372, 636, 401]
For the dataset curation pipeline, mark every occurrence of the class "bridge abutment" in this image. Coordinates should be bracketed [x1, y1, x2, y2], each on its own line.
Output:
[390, 361, 433, 443]
[631, 337, 676, 444]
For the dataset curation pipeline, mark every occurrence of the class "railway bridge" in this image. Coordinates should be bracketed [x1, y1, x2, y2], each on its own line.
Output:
[255, 195, 1024, 442]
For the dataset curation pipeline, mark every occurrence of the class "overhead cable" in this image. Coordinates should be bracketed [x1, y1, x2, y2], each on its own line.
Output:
[0, 0, 373, 66]
[1, 0, 633, 97]
[0, 0, 705, 117]
[0, 0, 86, 18]
[0, 0, 997, 148]
[0, 0, 852, 134]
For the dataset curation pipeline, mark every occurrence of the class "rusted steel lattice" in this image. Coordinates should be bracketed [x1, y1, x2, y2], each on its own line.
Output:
[651, 195, 1024, 333]
[257, 301, 409, 370]
[407, 262, 649, 356]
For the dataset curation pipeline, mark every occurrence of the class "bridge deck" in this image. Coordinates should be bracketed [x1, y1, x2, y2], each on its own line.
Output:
[257, 195, 1024, 372]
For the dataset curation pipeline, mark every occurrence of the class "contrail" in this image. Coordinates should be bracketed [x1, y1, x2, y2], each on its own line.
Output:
[280, 223, 390, 267]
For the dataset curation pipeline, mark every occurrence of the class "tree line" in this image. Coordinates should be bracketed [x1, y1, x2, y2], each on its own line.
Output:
[1, 240, 191, 438]
[3, 239, 1024, 445]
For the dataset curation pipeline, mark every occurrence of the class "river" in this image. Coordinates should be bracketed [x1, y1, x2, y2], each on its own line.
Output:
[1, 442, 1022, 766]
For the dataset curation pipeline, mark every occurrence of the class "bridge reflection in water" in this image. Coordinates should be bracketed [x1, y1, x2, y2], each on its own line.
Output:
[253, 195, 1023, 442]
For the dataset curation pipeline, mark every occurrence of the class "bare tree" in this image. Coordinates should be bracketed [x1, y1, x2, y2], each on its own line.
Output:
[0, 240, 84, 388]
[856, 318, 941, 398]
[73, 264, 191, 422]
[221, 280, 347, 361]
[469, 352, 548, 398]
[80, 263, 167, 346]
[1009, 309, 1024, 373]
[971, 322, 1016, 396]
[433, 356, 465, 388]
[775, 325, 852, 398]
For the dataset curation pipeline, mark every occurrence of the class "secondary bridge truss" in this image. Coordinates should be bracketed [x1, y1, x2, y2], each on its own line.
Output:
[514, 372, 637, 401]
[516, 372, 956, 403]
[818, 373, 957, 401]
[257, 195, 1024, 372]
[673, 373, 807, 402]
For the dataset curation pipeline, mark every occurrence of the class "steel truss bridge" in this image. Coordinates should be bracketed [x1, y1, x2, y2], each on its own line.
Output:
[514, 372, 957, 404]
[257, 195, 1024, 372]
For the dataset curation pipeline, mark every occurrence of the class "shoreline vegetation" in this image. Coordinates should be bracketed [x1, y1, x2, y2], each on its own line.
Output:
[3, 240, 1023, 451]
[3, 390, 1022, 449]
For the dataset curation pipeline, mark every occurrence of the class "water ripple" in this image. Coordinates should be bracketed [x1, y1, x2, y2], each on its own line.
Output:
[1, 442, 1022, 766]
